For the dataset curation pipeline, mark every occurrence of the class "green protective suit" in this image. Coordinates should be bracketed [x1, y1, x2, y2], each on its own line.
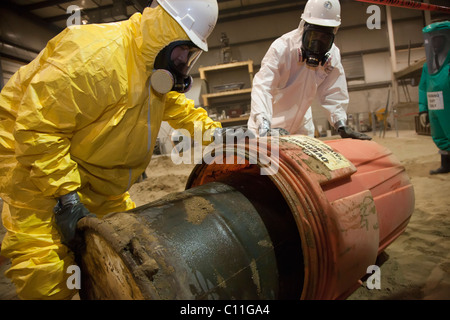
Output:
[0, 6, 220, 300]
[418, 21, 450, 152]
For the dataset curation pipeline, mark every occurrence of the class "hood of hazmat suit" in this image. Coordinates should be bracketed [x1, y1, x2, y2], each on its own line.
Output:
[0, 4, 220, 299]
[423, 21, 450, 75]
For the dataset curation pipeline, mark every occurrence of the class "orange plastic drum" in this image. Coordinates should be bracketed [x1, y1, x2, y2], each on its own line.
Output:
[186, 135, 415, 299]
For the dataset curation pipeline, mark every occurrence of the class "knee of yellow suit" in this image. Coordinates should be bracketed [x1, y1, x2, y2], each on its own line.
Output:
[1, 202, 78, 300]
[4, 242, 78, 300]
[1, 180, 135, 300]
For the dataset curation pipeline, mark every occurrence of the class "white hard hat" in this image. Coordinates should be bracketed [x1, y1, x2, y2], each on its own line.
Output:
[156, 0, 219, 51]
[301, 0, 341, 28]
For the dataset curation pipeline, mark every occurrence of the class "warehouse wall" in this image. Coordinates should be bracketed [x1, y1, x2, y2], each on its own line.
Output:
[193, 1, 427, 132]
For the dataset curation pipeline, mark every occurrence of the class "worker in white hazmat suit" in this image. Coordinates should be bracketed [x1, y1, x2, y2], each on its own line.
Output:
[0, 0, 223, 300]
[248, 0, 371, 140]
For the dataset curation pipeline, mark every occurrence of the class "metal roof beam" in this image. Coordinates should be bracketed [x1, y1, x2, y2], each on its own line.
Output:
[24, 0, 77, 11]
[1, 1, 61, 33]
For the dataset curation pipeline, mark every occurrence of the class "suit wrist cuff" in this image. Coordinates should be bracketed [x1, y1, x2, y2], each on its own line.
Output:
[333, 120, 346, 130]
[59, 191, 80, 206]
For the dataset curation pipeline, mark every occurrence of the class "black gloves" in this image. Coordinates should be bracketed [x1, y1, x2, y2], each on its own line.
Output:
[54, 191, 95, 251]
[213, 126, 256, 142]
[337, 126, 372, 140]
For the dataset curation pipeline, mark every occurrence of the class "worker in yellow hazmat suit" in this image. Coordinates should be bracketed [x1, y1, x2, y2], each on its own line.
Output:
[0, 0, 221, 299]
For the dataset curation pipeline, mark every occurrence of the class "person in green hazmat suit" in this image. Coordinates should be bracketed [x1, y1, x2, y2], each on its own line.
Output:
[418, 20, 450, 175]
[0, 0, 225, 299]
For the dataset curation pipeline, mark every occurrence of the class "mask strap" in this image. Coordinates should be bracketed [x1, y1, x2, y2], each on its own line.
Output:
[321, 52, 331, 66]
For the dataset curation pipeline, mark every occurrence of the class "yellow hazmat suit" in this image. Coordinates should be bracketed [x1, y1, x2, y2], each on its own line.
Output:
[0, 6, 220, 299]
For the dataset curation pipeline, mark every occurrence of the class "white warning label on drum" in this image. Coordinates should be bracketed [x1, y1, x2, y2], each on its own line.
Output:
[281, 135, 352, 170]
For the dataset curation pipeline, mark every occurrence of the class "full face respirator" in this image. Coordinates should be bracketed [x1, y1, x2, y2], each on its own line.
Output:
[423, 27, 450, 75]
[150, 40, 202, 94]
[301, 23, 335, 67]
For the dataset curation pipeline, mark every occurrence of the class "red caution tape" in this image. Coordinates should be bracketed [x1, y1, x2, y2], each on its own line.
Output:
[354, 0, 450, 13]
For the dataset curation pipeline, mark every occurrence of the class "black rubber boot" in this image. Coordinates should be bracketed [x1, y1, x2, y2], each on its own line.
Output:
[430, 153, 450, 175]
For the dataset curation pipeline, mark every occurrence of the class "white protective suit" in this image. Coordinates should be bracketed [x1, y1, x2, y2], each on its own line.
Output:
[248, 22, 349, 136]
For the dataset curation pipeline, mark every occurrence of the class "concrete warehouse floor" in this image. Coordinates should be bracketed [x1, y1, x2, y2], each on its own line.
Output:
[0, 130, 449, 300]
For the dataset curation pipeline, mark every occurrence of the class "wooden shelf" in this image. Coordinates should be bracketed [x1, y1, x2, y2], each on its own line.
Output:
[220, 116, 249, 127]
[221, 116, 249, 123]
[202, 88, 252, 107]
[199, 60, 254, 118]
[199, 60, 254, 80]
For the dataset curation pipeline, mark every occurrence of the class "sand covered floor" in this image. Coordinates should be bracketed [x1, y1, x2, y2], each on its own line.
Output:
[1, 130, 449, 300]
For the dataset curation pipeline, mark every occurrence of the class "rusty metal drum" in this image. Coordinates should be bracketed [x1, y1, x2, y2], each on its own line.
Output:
[78, 179, 302, 299]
